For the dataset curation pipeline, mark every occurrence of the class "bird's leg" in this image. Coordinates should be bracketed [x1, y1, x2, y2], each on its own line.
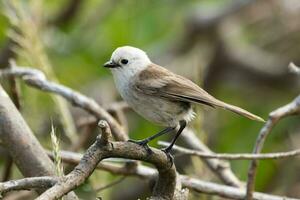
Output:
[162, 120, 187, 164]
[128, 126, 175, 154]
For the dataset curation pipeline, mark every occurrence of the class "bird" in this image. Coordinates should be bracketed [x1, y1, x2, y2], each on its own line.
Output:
[104, 46, 264, 155]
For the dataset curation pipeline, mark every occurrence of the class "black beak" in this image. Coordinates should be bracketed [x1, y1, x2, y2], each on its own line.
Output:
[104, 61, 120, 68]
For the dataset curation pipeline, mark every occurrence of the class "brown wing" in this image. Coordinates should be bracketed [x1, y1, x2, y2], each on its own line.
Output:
[133, 63, 265, 122]
[134, 63, 223, 107]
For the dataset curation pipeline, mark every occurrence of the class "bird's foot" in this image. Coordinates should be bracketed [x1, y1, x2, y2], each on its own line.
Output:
[161, 147, 174, 168]
[128, 139, 153, 155]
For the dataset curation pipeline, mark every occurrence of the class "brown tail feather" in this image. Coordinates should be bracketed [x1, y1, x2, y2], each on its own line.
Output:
[214, 100, 265, 122]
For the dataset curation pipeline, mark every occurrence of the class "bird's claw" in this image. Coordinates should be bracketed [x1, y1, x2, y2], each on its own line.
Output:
[128, 139, 153, 155]
[161, 148, 174, 168]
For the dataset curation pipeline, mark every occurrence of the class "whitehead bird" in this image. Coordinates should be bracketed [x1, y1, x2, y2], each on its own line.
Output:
[104, 46, 264, 154]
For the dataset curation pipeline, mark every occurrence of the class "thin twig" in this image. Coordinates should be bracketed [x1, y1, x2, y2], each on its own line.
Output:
[95, 176, 126, 192]
[0, 66, 128, 141]
[180, 176, 299, 200]
[159, 141, 300, 160]
[181, 129, 242, 188]
[246, 94, 300, 200]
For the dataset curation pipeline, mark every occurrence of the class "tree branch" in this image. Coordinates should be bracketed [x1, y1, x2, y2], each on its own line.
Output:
[94, 176, 126, 192]
[180, 129, 242, 188]
[246, 94, 300, 200]
[159, 141, 300, 160]
[36, 121, 185, 200]
[2, 66, 299, 200]
[0, 66, 243, 190]
[3, 136, 298, 200]
[180, 176, 299, 200]
[3, 152, 299, 200]
[0, 66, 128, 141]
[0, 177, 57, 194]
[56, 151, 300, 200]
[0, 84, 78, 200]
[0, 84, 56, 178]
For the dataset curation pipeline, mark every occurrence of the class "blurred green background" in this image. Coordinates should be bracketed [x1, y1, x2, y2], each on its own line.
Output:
[0, 0, 300, 199]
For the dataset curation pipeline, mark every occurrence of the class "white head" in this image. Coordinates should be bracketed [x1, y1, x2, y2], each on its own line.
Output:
[104, 46, 151, 78]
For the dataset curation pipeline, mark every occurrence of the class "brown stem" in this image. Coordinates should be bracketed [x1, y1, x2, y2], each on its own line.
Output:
[37, 121, 183, 200]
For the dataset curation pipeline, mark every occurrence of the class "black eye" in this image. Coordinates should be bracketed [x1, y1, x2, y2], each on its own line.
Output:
[120, 59, 128, 65]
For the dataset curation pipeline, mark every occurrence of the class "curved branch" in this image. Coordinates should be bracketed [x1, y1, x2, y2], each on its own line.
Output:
[0, 66, 128, 141]
[3, 140, 299, 200]
[2, 159, 298, 200]
[0, 84, 55, 178]
[246, 94, 300, 200]
[36, 121, 183, 200]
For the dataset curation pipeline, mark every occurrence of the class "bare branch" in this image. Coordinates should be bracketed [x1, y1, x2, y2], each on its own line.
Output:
[106, 101, 130, 111]
[0, 177, 57, 194]
[0, 84, 78, 200]
[45, 145, 300, 200]
[51, 149, 201, 180]
[159, 141, 300, 160]
[0, 84, 56, 178]
[94, 176, 126, 192]
[2, 173, 297, 200]
[37, 121, 184, 200]
[0, 66, 128, 141]
[1, 62, 298, 200]
[47, 150, 155, 179]
[180, 176, 299, 200]
[246, 94, 300, 200]
[97, 120, 112, 144]
[181, 129, 242, 188]
[48, 148, 300, 200]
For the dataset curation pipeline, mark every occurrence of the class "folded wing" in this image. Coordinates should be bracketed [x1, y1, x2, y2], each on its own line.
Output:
[133, 63, 264, 122]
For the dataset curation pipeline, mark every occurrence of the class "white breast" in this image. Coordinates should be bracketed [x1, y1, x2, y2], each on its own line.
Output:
[112, 68, 134, 100]
[111, 67, 196, 127]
